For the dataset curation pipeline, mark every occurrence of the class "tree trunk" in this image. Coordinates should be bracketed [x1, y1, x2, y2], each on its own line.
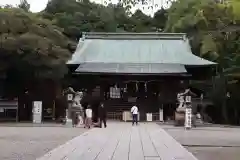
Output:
[233, 106, 238, 125]
[222, 99, 228, 124]
[219, 73, 229, 124]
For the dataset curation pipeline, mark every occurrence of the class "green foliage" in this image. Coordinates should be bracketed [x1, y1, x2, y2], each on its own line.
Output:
[200, 34, 218, 59]
[42, 0, 167, 40]
[0, 8, 74, 79]
[165, 0, 240, 124]
[152, 8, 168, 31]
[227, 0, 240, 21]
[165, 0, 238, 66]
[128, 9, 154, 32]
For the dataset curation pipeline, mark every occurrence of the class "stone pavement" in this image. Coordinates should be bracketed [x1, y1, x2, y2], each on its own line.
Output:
[0, 126, 86, 160]
[37, 122, 198, 160]
[162, 125, 240, 160]
[162, 125, 240, 147]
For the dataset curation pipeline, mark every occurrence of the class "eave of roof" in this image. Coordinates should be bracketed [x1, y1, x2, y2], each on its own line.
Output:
[75, 63, 187, 74]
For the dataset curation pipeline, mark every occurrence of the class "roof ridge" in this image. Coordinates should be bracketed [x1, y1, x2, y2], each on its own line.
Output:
[82, 32, 186, 40]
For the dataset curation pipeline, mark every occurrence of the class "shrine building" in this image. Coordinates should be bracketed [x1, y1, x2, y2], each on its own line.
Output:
[67, 32, 216, 121]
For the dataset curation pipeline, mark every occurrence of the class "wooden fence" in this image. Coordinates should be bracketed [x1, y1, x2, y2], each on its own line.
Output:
[107, 112, 161, 121]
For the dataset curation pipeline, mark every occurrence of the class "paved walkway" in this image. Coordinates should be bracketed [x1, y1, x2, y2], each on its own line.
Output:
[37, 122, 198, 160]
[0, 125, 86, 160]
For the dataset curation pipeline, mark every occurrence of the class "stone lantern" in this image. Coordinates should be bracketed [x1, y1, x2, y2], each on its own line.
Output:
[65, 87, 75, 125]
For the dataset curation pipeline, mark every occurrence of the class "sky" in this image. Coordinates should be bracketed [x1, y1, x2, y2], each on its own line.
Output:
[0, 0, 170, 16]
[0, 0, 49, 12]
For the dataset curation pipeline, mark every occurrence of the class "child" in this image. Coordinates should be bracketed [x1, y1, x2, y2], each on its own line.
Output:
[85, 105, 92, 129]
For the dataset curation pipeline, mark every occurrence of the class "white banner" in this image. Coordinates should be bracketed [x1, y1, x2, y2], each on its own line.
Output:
[159, 109, 163, 122]
[146, 113, 152, 122]
[33, 101, 42, 124]
[185, 108, 192, 129]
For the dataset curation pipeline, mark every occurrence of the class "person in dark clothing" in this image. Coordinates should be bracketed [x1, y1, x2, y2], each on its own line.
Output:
[98, 103, 107, 128]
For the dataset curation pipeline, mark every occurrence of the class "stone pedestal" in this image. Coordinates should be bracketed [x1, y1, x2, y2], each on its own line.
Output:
[65, 108, 72, 127]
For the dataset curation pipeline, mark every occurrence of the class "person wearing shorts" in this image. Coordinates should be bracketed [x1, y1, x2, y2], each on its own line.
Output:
[85, 105, 92, 129]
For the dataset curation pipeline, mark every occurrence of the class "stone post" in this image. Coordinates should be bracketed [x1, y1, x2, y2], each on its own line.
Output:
[64, 88, 75, 126]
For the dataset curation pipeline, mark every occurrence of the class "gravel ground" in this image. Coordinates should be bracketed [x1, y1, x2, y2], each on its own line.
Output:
[161, 125, 240, 160]
[0, 125, 86, 160]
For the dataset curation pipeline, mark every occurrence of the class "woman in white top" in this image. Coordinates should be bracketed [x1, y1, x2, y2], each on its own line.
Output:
[84, 105, 92, 129]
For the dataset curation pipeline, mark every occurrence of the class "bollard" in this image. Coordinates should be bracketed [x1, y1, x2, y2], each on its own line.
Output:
[65, 109, 72, 127]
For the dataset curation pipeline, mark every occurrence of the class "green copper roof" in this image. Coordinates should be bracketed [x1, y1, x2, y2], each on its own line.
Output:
[68, 32, 216, 74]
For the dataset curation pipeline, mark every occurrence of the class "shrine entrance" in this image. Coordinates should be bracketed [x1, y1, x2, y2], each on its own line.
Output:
[71, 74, 185, 122]
[67, 32, 216, 122]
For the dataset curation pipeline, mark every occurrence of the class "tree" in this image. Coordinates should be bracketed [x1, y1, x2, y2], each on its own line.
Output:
[18, 0, 30, 12]
[152, 8, 168, 31]
[42, 0, 160, 40]
[0, 8, 75, 88]
[227, 0, 240, 21]
[43, 0, 116, 40]
[0, 7, 77, 98]
[165, 0, 240, 124]
[127, 9, 153, 32]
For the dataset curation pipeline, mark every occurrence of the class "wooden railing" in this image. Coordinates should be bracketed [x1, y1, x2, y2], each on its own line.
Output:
[107, 111, 161, 121]
[0, 99, 18, 122]
[152, 113, 160, 121]
[106, 112, 122, 121]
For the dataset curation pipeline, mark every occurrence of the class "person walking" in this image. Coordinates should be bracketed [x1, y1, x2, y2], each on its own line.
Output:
[131, 104, 138, 125]
[71, 101, 78, 127]
[85, 105, 92, 129]
[98, 102, 107, 128]
[78, 105, 84, 125]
